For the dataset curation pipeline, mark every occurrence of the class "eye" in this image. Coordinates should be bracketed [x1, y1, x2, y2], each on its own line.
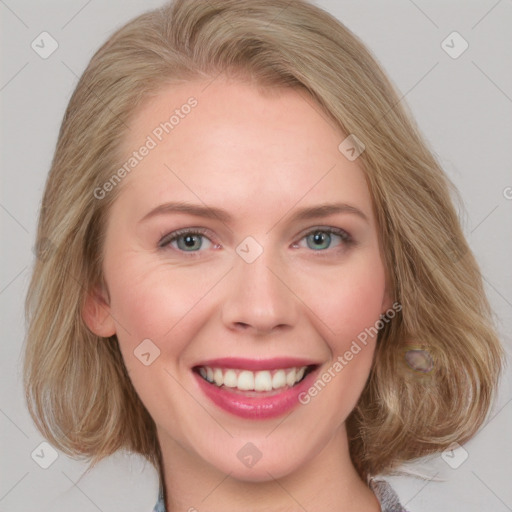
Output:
[294, 227, 353, 251]
[158, 226, 354, 255]
[158, 228, 217, 252]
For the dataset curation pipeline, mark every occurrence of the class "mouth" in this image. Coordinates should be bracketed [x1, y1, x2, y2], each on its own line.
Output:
[192, 358, 320, 419]
[193, 364, 315, 395]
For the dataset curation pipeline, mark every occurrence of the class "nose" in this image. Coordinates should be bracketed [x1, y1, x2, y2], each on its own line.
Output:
[221, 246, 299, 336]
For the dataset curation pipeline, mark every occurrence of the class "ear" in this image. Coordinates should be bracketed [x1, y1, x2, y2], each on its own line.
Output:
[82, 281, 116, 337]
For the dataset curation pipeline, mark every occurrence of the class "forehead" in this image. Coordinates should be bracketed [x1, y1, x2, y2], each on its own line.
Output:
[113, 78, 374, 225]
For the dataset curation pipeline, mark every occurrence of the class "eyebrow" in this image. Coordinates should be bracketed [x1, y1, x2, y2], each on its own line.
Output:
[138, 201, 369, 225]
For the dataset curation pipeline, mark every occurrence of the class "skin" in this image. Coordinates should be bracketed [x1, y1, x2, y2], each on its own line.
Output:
[83, 77, 391, 512]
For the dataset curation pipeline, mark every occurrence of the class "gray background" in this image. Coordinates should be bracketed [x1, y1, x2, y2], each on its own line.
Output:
[1, 0, 511, 510]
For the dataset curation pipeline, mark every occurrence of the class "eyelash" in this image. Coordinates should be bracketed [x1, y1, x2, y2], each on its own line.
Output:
[158, 226, 355, 256]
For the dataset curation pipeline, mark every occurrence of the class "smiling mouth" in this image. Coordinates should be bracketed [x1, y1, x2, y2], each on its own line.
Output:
[193, 365, 316, 394]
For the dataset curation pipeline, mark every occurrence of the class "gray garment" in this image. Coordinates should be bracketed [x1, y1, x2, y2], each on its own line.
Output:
[152, 479, 408, 511]
[370, 478, 409, 511]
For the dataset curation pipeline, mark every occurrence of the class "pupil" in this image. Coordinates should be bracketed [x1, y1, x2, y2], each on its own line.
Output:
[308, 231, 330, 250]
[184, 235, 198, 248]
[314, 233, 324, 244]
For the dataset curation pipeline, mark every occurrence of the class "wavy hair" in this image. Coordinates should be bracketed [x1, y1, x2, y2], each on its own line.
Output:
[23, 0, 503, 481]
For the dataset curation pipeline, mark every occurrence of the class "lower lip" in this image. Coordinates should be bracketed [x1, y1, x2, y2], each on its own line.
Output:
[193, 368, 318, 419]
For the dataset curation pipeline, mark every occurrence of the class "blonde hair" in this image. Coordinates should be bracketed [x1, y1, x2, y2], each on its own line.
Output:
[24, 0, 503, 480]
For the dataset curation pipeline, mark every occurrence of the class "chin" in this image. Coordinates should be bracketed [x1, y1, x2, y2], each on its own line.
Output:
[196, 435, 317, 483]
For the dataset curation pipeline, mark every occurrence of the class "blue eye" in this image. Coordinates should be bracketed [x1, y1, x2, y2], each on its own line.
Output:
[159, 226, 353, 255]
[298, 228, 352, 251]
[159, 228, 215, 252]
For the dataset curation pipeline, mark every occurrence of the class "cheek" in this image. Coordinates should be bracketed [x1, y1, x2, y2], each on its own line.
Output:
[110, 278, 171, 345]
[298, 253, 388, 354]
[106, 255, 210, 338]
[104, 259, 205, 419]
[295, 260, 386, 421]
[104, 254, 230, 376]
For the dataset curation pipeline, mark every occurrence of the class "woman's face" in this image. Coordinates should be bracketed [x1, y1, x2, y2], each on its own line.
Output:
[86, 78, 390, 481]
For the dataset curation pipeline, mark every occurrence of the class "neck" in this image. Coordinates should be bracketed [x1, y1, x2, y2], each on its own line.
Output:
[157, 425, 380, 512]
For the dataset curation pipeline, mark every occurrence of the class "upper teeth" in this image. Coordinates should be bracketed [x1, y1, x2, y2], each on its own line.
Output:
[198, 366, 307, 391]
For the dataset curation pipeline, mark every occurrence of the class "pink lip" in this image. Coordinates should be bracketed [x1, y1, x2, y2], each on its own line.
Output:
[193, 357, 318, 371]
[192, 360, 320, 420]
